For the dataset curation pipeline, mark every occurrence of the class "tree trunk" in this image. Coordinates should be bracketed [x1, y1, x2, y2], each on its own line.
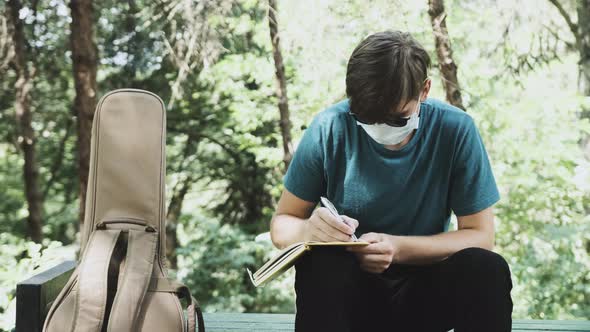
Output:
[578, 0, 590, 159]
[7, 0, 43, 243]
[577, 0, 590, 96]
[123, 0, 138, 85]
[548, 0, 590, 157]
[268, 0, 293, 171]
[166, 175, 193, 269]
[548, 0, 590, 96]
[1, 13, 14, 72]
[70, 0, 98, 231]
[427, 0, 465, 111]
[165, 137, 199, 269]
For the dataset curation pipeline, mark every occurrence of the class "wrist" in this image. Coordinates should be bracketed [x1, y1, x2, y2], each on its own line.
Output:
[387, 234, 405, 264]
[299, 217, 311, 243]
[270, 214, 312, 249]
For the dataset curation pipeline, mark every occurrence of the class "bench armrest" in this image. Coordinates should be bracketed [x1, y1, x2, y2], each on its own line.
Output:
[15, 260, 76, 332]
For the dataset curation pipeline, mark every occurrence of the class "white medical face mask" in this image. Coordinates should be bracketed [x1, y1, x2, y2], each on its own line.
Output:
[357, 99, 421, 145]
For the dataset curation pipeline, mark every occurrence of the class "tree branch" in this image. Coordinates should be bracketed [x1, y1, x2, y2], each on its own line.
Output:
[0, 14, 15, 72]
[542, 22, 576, 50]
[42, 115, 73, 199]
[547, 0, 580, 45]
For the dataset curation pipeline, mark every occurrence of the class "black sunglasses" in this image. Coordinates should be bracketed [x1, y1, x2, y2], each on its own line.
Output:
[348, 111, 411, 127]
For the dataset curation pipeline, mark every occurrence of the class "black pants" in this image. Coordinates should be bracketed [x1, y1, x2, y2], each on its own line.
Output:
[294, 246, 513, 332]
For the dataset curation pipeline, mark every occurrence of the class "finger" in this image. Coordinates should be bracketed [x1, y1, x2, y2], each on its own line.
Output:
[313, 212, 354, 241]
[346, 243, 375, 253]
[312, 224, 343, 242]
[317, 208, 354, 235]
[361, 260, 387, 272]
[347, 242, 385, 254]
[316, 208, 354, 235]
[310, 227, 336, 242]
[360, 254, 389, 265]
[359, 263, 384, 274]
[317, 222, 353, 242]
[341, 215, 359, 230]
[312, 219, 350, 242]
[359, 232, 381, 243]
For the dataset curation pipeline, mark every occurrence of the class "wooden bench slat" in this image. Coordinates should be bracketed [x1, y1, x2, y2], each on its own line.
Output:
[204, 313, 295, 322]
[514, 319, 590, 325]
[14, 261, 590, 332]
[513, 320, 590, 331]
[203, 314, 590, 332]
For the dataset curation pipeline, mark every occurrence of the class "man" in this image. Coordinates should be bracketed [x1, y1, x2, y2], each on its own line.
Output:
[269, 31, 513, 332]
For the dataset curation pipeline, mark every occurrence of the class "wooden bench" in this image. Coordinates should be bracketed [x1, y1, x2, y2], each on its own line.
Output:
[15, 261, 590, 332]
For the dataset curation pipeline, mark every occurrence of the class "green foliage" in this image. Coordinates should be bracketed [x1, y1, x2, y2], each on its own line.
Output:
[488, 91, 590, 318]
[175, 213, 295, 313]
[0, 0, 589, 329]
[0, 234, 76, 332]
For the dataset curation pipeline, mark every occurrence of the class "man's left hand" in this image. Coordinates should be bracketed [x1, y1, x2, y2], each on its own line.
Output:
[347, 232, 401, 273]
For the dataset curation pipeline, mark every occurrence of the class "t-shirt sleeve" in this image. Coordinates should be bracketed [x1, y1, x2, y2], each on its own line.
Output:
[449, 116, 500, 216]
[282, 115, 327, 203]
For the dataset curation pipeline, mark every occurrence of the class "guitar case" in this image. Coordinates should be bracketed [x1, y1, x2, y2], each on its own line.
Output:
[43, 89, 205, 332]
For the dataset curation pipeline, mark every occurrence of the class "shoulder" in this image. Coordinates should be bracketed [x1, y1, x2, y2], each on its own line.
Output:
[306, 99, 351, 135]
[312, 99, 350, 125]
[423, 98, 476, 136]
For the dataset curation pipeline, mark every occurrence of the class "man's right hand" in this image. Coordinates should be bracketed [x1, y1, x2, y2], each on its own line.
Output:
[302, 207, 359, 242]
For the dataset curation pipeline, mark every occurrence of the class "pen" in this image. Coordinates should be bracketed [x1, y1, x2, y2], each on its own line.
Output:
[320, 196, 358, 241]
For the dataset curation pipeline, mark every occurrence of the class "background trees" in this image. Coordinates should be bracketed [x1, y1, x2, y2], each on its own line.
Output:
[0, 0, 588, 329]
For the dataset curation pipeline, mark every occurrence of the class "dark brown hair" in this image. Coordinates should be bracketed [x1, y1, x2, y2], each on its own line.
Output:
[346, 31, 431, 124]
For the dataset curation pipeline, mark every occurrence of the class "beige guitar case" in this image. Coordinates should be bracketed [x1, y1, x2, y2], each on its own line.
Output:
[43, 89, 205, 332]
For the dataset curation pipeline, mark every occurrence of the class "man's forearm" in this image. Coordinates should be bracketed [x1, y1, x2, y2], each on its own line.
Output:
[389, 228, 494, 265]
[270, 214, 307, 249]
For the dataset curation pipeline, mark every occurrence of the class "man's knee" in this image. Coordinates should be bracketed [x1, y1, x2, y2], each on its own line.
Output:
[450, 247, 513, 291]
[446, 248, 513, 331]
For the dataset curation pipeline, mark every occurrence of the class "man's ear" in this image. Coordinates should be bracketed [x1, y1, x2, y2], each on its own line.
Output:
[421, 79, 432, 101]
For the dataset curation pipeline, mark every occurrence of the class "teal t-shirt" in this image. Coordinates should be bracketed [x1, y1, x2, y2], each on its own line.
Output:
[283, 98, 500, 236]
